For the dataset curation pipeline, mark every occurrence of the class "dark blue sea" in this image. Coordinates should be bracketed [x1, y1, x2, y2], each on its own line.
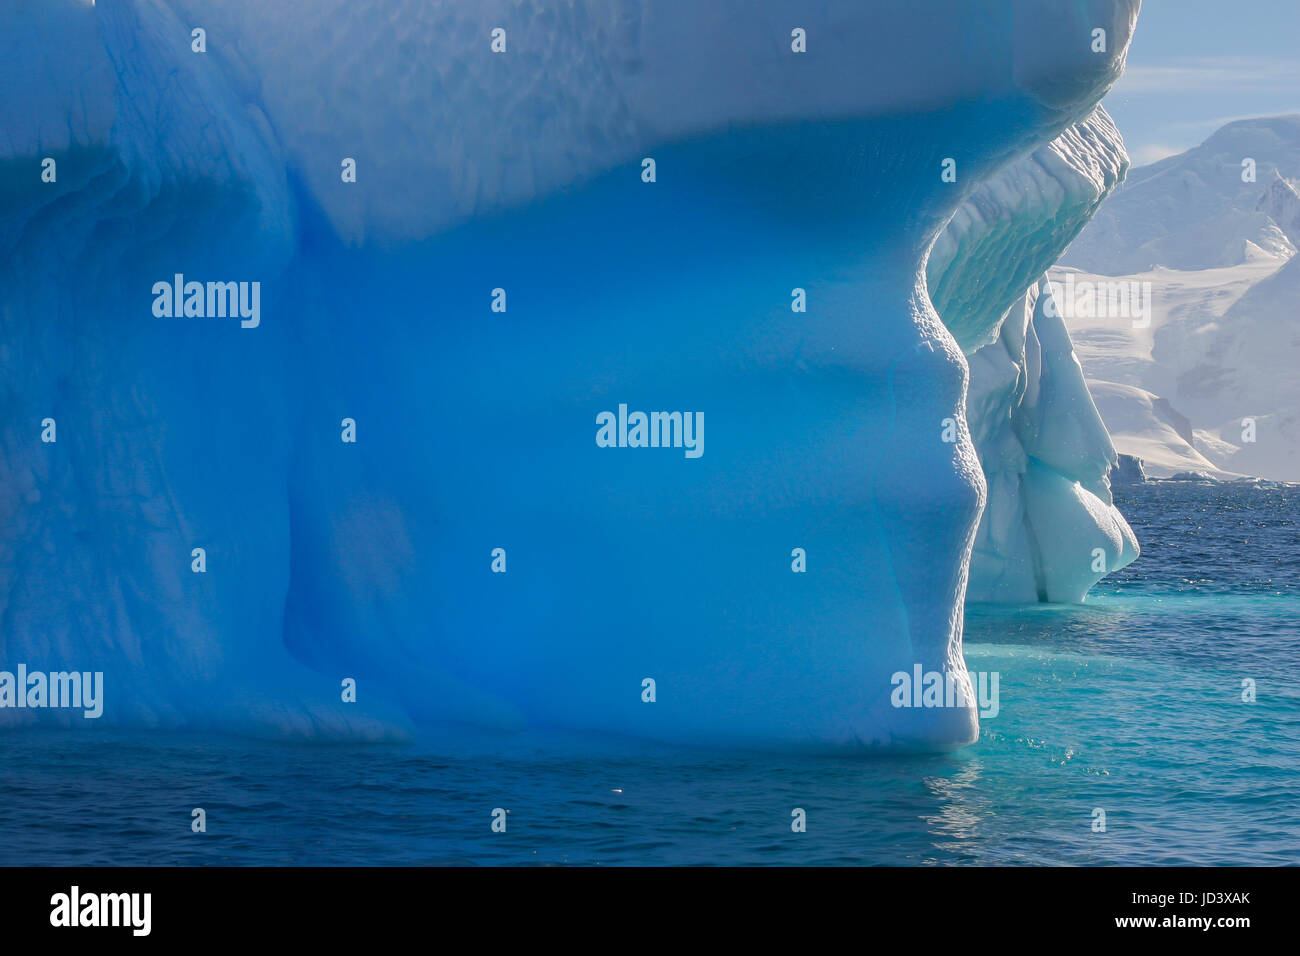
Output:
[2, 481, 1297, 865]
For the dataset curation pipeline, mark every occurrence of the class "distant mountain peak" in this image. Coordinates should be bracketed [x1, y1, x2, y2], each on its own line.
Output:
[1258, 171, 1300, 246]
[1063, 115, 1300, 481]
[1063, 113, 1300, 274]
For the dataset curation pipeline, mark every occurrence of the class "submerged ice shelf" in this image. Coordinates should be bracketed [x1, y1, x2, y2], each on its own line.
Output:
[0, 0, 1140, 749]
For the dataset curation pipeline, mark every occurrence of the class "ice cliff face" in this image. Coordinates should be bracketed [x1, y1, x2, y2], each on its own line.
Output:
[929, 107, 1140, 603]
[0, 0, 1139, 748]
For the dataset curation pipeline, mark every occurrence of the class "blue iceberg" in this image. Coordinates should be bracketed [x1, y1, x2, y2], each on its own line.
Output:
[0, 0, 1140, 750]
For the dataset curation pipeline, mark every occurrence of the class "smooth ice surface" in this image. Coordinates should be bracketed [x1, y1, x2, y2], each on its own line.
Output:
[1, 0, 1138, 747]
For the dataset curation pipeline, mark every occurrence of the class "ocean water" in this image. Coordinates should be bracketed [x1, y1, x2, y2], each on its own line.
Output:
[2, 481, 1297, 866]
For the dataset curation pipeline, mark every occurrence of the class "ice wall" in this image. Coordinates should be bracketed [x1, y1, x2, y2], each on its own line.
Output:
[929, 107, 1140, 602]
[1, 0, 1139, 747]
[965, 280, 1140, 602]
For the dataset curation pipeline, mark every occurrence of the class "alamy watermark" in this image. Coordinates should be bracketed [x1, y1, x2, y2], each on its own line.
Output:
[596, 404, 704, 459]
[0, 665, 103, 718]
[1043, 273, 1153, 329]
[152, 274, 260, 328]
[891, 665, 999, 718]
[50, 886, 150, 936]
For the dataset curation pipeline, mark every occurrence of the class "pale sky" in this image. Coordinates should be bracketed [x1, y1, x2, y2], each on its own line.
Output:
[1102, 0, 1300, 165]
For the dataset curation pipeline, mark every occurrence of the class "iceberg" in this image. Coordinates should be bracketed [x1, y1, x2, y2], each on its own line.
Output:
[0, 0, 1139, 749]
[929, 107, 1140, 603]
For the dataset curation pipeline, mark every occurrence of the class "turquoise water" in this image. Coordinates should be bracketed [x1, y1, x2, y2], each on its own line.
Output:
[1, 482, 1297, 865]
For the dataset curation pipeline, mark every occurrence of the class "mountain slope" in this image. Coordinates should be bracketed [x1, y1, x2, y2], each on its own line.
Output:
[1061, 115, 1300, 480]
[1065, 115, 1300, 275]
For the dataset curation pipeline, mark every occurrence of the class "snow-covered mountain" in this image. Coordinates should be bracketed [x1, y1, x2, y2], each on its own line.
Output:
[1061, 115, 1300, 480]
[1066, 115, 1300, 274]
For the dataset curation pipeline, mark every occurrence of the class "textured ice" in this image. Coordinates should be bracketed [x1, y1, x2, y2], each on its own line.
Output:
[963, 280, 1139, 602]
[1, 0, 1139, 748]
[930, 108, 1129, 353]
[928, 107, 1139, 603]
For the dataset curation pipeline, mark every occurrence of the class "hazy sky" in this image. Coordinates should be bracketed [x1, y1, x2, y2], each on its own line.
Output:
[1101, 0, 1300, 166]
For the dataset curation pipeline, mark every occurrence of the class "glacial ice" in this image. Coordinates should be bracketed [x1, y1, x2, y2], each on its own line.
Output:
[929, 107, 1140, 603]
[0, 0, 1139, 748]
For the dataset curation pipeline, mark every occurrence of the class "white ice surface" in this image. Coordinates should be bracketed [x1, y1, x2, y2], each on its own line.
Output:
[929, 107, 1139, 602]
